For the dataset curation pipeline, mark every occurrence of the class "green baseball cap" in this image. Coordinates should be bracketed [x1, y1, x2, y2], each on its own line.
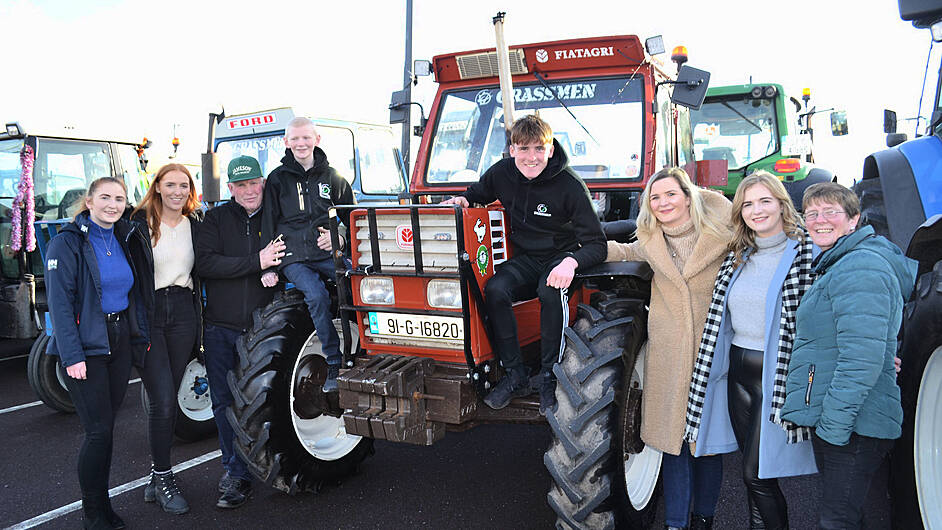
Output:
[227, 156, 263, 182]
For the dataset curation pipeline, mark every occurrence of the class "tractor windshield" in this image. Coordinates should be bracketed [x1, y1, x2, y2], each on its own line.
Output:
[425, 76, 645, 184]
[690, 96, 779, 170]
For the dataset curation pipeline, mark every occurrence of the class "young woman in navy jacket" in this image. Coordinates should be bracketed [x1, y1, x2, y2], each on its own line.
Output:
[46, 176, 150, 529]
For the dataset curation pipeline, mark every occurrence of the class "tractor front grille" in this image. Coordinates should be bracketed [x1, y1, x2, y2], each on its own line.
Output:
[353, 213, 459, 273]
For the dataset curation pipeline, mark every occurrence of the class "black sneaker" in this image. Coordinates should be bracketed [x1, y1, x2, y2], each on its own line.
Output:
[216, 478, 252, 509]
[322, 364, 340, 393]
[217, 471, 234, 494]
[483, 367, 530, 410]
[539, 370, 557, 415]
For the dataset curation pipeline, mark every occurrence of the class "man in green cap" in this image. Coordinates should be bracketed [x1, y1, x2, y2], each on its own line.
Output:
[195, 155, 285, 508]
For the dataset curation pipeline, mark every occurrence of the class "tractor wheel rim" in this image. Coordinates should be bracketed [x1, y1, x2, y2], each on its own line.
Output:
[623, 344, 661, 511]
[914, 345, 942, 527]
[176, 359, 214, 421]
[289, 330, 361, 462]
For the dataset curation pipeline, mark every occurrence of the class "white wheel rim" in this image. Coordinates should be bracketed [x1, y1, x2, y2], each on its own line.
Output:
[176, 359, 214, 421]
[623, 343, 662, 511]
[914, 345, 942, 529]
[289, 325, 361, 462]
[55, 362, 70, 391]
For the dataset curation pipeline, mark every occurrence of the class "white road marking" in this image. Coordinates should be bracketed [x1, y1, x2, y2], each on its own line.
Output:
[7, 450, 221, 529]
[0, 379, 142, 416]
[0, 354, 29, 362]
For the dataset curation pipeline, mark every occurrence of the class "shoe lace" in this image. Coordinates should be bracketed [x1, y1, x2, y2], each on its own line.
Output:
[158, 473, 182, 497]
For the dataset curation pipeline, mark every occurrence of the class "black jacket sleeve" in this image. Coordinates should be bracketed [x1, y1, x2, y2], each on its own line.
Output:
[260, 172, 281, 245]
[566, 180, 606, 268]
[460, 164, 500, 206]
[195, 208, 262, 279]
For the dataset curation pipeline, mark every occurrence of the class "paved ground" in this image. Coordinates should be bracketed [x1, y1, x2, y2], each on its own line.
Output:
[0, 353, 892, 529]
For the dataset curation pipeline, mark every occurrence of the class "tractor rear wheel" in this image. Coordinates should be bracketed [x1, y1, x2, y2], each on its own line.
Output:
[27, 333, 75, 413]
[227, 290, 373, 494]
[545, 289, 660, 529]
[890, 259, 942, 529]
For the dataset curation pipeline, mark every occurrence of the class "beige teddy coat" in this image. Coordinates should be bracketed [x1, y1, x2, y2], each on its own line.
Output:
[605, 191, 731, 455]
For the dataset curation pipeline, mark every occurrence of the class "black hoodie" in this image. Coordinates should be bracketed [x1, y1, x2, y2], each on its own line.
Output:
[261, 147, 354, 268]
[460, 139, 605, 268]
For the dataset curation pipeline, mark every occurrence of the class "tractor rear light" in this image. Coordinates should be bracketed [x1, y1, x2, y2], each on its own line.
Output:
[427, 279, 461, 309]
[360, 277, 395, 305]
[774, 158, 801, 174]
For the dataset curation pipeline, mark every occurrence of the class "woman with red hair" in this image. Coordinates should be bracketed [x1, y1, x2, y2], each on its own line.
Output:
[131, 163, 202, 515]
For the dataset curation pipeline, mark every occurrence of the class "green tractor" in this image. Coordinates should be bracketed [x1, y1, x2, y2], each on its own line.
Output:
[690, 83, 846, 206]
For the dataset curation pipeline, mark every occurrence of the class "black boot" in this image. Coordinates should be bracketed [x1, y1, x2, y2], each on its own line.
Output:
[483, 366, 530, 410]
[101, 494, 126, 529]
[82, 494, 113, 530]
[690, 514, 714, 530]
[152, 470, 189, 515]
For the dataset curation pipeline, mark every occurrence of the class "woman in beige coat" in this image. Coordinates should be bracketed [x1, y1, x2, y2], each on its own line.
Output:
[606, 167, 732, 530]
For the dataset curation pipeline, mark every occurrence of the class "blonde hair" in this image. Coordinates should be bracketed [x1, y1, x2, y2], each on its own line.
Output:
[729, 171, 804, 266]
[510, 114, 553, 145]
[75, 177, 128, 216]
[132, 163, 199, 246]
[636, 167, 729, 243]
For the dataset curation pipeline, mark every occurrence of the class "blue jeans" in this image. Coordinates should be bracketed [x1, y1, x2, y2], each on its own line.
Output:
[282, 259, 340, 365]
[812, 432, 893, 529]
[203, 324, 250, 481]
[661, 442, 723, 527]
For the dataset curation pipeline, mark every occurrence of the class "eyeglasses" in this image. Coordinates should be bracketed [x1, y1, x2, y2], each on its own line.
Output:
[802, 209, 845, 222]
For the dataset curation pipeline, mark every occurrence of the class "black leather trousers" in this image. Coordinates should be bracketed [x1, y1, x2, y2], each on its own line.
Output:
[728, 345, 789, 530]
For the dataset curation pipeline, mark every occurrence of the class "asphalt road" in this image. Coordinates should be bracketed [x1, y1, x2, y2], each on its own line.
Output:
[0, 353, 892, 529]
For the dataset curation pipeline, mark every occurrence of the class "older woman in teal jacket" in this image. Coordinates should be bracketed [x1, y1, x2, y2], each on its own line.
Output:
[781, 182, 916, 530]
[684, 173, 817, 530]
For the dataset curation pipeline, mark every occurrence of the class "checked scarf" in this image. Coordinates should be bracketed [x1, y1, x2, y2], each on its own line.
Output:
[684, 232, 815, 444]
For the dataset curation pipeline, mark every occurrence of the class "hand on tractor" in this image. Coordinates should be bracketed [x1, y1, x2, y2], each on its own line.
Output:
[546, 257, 578, 290]
[261, 271, 279, 288]
[440, 196, 469, 207]
[259, 239, 286, 269]
[66, 361, 87, 380]
[317, 227, 344, 252]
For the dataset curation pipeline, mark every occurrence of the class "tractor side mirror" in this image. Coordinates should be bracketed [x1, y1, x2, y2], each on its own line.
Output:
[884, 109, 898, 134]
[830, 111, 849, 136]
[670, 65, 711, 111]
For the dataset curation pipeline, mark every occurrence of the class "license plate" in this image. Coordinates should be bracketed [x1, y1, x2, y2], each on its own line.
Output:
[368, 312, 464, 340]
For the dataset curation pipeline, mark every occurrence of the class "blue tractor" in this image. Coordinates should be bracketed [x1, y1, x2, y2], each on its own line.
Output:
[852, 2, 942, 528]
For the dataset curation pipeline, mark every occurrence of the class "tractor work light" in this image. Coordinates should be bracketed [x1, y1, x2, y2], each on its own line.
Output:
[774, 158, 801, 174]
[360, 277, 395, 305]
[671, 46, 688, 65]
[427, 279, 461, 309]
[764, 86, 777, 98]
[3, 122, 24, 139]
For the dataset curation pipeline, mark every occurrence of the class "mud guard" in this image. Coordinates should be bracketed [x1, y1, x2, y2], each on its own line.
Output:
[862, 148, 926, 250]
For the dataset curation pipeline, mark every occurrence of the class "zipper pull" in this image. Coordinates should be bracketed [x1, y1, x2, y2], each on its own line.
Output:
[804, 364, 815, 405]
[297, 182, 305, 211]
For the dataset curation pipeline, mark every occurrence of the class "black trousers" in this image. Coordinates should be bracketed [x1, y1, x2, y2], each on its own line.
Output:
[728, 345, 788, 530]
[140, 286, 198, 471]
[483, 253, 567, 372]
[64, 315, 133, 502]
[812, 432, 893, 529]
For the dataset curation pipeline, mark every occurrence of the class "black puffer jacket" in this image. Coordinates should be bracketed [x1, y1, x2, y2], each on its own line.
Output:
[460, 139, 606, 268]
[195, 200, 276, 332]
[261, 147, 354, 269]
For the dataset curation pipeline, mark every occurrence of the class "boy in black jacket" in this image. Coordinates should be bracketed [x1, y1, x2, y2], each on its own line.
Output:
[196, 156, 285, 508]
[260, 117, 354, 392]
[442, 115, 605, 414]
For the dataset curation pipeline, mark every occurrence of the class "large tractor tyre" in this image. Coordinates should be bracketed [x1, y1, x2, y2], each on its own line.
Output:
[141, 357, 217, 442]
[890, 260, 942, 529]
[853, 177, 890, 240]
[227, 290, 373, 494]
[27, 333, 75, 413]
[546, 289, 661, 529]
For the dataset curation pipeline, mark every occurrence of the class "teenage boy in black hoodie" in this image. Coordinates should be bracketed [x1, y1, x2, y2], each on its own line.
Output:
[442, 115, 606, 414]
[261, 117, 354, 392]
[196, 156, 284, 508]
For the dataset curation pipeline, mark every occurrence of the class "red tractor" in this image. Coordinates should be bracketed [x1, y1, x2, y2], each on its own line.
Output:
[227, 31, 726, 528]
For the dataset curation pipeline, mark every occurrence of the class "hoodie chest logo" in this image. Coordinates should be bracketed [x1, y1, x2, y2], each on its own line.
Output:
[47, 259, 58, 270]
[533, 203, 551, 217]
[318, 183, 331, 200]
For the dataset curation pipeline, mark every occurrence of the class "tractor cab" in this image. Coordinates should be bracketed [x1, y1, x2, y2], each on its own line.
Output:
[202, 107, 409, 205]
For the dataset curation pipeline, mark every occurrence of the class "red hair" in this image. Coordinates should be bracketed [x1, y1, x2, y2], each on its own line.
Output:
[132, 163, 199, 245]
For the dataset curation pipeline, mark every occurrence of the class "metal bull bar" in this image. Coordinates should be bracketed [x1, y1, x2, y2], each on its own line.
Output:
[327, 204, 491, 391]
